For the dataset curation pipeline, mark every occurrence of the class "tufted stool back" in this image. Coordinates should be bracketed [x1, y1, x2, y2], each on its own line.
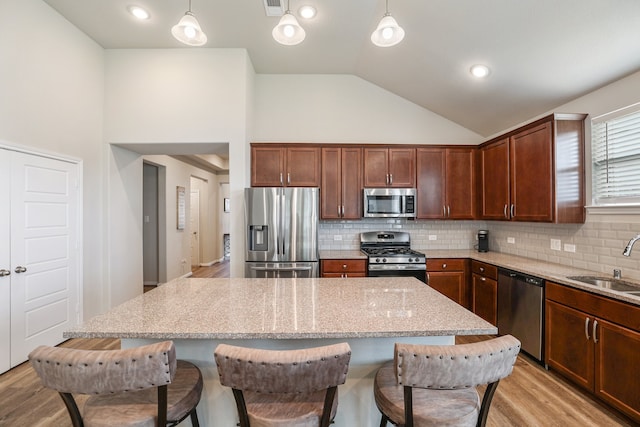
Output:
[374, 335, 521, 427]
[215, 342, 351, 427]
[29, 341, 203, 427]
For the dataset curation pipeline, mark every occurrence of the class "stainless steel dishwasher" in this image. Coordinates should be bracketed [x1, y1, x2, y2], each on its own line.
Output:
[497, 269, 545, 362]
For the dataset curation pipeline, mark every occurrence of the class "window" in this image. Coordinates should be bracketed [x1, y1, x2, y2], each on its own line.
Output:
[592, 104, 640, 206]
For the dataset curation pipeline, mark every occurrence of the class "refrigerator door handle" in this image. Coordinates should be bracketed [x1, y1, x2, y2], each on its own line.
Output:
[280, 188, 286, 256]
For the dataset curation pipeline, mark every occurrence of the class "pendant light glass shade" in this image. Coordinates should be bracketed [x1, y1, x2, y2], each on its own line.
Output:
[371, 0, 404, 47]
[273, 11, 306, 45]
[172, 1, 207, 46]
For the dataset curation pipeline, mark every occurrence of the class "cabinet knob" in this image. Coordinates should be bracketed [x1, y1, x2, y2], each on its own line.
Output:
[480, 267, 485, 272]
[442, 263, 447, 269]
[0, 269, 10, 277]
[15, 266, 27, 273]
[342, 264, 347, 269]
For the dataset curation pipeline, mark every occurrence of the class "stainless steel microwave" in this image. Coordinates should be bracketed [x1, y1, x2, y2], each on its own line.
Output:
[363, 188, 416, 218]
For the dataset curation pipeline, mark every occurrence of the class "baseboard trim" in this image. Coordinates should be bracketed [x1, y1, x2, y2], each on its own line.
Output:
[200, 257, 224, 267]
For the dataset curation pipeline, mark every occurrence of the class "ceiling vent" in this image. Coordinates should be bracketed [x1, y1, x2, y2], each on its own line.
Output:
[263, 0, 285, 16]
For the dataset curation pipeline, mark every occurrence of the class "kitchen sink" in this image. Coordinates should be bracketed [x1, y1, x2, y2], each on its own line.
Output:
[567, 276, 640, 293]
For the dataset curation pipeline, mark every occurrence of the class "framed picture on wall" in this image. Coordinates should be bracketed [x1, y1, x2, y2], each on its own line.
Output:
[177, 186, 186, 230]
[224, 198, 230, 213]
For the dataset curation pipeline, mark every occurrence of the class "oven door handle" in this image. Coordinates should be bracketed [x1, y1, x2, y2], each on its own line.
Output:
[368, 264, 426, 271]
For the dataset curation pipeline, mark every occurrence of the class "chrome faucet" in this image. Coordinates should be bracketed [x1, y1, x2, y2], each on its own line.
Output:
[623, 233, 640, 256]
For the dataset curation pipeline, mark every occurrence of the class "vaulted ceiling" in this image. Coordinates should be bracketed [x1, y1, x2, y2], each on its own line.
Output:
[44, 0, 640, 138]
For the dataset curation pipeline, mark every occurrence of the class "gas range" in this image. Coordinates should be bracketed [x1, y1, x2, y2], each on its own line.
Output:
[360, 232, 426, 282]
[360, 246, 426, 265]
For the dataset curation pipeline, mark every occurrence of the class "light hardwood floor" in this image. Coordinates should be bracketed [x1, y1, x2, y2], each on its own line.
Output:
[0, 262, 634, 426]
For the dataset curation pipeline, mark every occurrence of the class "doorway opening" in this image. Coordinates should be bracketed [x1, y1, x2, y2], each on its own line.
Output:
[143, 162, 159, 288]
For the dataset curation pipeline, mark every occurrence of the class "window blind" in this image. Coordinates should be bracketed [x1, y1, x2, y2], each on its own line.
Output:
[591, 108, 640, 205]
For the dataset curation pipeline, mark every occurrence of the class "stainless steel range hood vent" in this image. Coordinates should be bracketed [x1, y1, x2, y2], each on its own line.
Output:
[263, 0, 285, 16]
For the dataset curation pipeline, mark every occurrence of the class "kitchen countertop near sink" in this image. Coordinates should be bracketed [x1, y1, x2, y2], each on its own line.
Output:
[320, 249, 640, 306]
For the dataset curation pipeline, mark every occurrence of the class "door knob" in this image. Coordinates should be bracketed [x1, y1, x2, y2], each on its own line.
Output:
[15, 266, 27, 273]
[0, 269, 10, 277]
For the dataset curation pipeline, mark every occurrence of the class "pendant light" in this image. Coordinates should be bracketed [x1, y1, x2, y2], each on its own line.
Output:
[172, 0, 207, 46]
[273, 0, 305, 46]
[371, 0, 405, 47]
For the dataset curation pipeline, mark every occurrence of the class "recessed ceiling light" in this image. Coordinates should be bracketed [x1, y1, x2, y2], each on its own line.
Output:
[299, 5, 316, 19]
[128, 5, 150, 20]
[470, 64, 490, 78]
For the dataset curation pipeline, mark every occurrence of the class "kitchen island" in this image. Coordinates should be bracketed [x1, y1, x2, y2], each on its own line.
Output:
[65, 277, 496, 426]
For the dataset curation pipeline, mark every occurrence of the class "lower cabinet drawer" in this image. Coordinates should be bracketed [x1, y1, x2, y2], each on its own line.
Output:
[471, 260, 498, 280]
[321, 259, 367, 276]
[426, 258, 466, 272]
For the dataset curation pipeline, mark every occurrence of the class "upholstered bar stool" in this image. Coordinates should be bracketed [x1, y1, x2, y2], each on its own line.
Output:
[29, 340, 203, 427]
[374, 335, 521, 427]
[214, 342, 352, 427]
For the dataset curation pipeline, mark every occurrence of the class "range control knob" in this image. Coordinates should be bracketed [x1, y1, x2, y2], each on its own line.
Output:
[382, 258, 387, 263]
[376, 258, 381, 263]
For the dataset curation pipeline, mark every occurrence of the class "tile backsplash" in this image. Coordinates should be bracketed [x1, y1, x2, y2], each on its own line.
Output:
[319, 214, 640, 281]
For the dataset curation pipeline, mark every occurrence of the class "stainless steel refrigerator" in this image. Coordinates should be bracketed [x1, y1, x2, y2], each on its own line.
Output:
[245, 187, 319, 278]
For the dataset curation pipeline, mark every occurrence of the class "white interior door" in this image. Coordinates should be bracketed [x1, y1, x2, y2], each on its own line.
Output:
[190, 190, 200, 267]
[0, 150, 11, 373]
[10, 151, 80, 366]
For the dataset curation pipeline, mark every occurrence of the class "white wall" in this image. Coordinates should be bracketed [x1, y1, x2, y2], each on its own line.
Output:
[254, 74, 484, 145]
[0, 0, 105, 318]
[104, 49, 253, 280]
[107, 147, 143, 306]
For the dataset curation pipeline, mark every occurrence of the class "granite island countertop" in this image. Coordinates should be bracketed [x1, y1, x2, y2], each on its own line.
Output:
[320, 249, 640, 306]
[65, 277, 497, 340]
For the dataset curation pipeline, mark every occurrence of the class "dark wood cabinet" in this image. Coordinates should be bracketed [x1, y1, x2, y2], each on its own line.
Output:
[510, 122, 554, 222]
[471, 261, 497, 325]
[546, 282, 640, 422]
[479, 114, 586, 223]
[363, 148, 415, 187]
[417, 147, 475, 219]
[479, 138, 510, 220]
[251, 145, 320, 187]
[321, 147, 362, 219]
[426, 258, 468, 308]
[321, 259, 367, 278]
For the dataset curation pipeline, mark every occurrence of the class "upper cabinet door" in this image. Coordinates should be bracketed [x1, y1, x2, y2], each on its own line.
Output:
[321, 147, 341, 219]
[340, 147, 362, 219]
[510, 122, 553, 222]
[480, 138, 510, 220]
[417, 148, 446, 218]
[286, 147, 320, 187]
[388, 148, 416, 187]
[445, 148, 476, 219]
[251, 146, 286, 187]
[363, 148, 389, 187]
